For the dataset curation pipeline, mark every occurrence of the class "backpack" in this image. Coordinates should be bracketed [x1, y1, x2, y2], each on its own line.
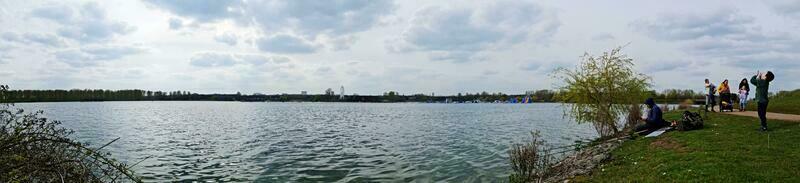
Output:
[677, 111, 704, 131]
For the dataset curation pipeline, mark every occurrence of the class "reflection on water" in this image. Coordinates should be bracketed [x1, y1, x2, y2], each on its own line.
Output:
[19, 102, 597, 182]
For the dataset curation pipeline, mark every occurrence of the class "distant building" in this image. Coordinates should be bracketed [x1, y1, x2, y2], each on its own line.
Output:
[301, 91, 308, 95]
[340, 86, 345, 100]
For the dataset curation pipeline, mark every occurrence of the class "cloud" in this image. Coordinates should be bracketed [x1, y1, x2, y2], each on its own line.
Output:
[214, 32, 238, 46]
[1, 32, 66, 48]
[482, 70, 499, 76]
[189, 52, 238, 67]
[145, 0, 396, 52]
[521, 62, 541, 71]
[631, 8, 754, 41]
[391, 1, 559, 62]
[143, 0, 241, 22]
[591, 33, 615, 41]
[256, 34, 317, 54]
[189, 52, 292, 68]
[242, 0, 394, 38]
[54, 45, 146, 67]
[763, 0, 800, 18]
[30, 2, 135, 43]
[633, 8, 800, 70]
[169, 18, 184, 30]
[314, 66, 332, 75]
[644, 60, 694, 73]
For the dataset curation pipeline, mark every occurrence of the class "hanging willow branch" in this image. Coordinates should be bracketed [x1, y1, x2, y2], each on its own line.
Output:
[553, 47, 652, 138]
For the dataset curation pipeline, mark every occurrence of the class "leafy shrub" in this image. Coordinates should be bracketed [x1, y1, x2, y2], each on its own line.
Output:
[0, 85, 141, 182]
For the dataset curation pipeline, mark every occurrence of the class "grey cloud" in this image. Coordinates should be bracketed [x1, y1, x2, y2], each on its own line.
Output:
[242, 0, 394, 38]
[30, 2, 134, 43]
[256, 34, 317, 54]
[145, 0, 395, 51]
[54, 45, 146, 67]
[394, 1, 559, 62]
[521, 62, 541, 71]
[634, 8, 800, 70]
[189, 52, 292, 68]
[190, 53, 238, 67]
[214, 32, 238, 46]
[592, 33, 615, 41]
[144, 0, 241, 22]
[644, 60, 693, 72]
[482, 70, 498, 75]
[763, 0, 800, 18]
[169, 18, 184, 29]
[29, 4, 74, 23]
[315, 66, 332, 75]
[631, 8, 753, 41]
[1, 32, 66, 47]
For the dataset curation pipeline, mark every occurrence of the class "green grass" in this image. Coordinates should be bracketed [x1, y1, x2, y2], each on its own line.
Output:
[746, 89, 800, 115]
[579, 111, 800, 182]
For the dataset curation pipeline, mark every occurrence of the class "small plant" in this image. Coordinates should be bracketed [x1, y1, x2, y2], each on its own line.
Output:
[509, 131, 556, 183]
[0, 85, 142, 182]
[623, 104, 643, 134]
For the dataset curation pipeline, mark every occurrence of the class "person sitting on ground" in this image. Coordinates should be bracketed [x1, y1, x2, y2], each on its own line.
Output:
[738, 78, 750, 112]
[636, 98, 669, 135]
[751, 71, 774, 132]
[704, 79, 717, 112]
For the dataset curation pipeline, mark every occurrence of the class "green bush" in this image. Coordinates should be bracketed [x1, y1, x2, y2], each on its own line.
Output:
[0, 85, 141, 182]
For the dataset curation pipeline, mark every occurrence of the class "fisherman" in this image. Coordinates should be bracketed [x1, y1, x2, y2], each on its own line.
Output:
[636, 98, 669, 135]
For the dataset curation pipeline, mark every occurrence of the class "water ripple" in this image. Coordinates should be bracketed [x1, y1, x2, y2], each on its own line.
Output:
[19, 102, 598, 182]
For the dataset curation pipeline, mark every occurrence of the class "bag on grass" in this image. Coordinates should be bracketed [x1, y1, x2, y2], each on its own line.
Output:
[677, 111, 704, 131]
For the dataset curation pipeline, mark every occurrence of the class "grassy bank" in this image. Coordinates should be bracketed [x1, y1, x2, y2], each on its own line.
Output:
[578, 111, 800, 182]
[746, 89, 800, 115]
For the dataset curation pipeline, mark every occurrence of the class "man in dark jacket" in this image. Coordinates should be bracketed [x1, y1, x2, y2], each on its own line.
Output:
[636, 98, 668, 134]
[751, 71, 774, 131]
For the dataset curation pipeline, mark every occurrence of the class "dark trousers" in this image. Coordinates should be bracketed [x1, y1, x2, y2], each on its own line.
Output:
[635, 121, 666, 135]
[758, 102, 769, 128]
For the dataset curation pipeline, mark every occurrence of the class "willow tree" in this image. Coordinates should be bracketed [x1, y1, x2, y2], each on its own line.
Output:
[554, 47, 651, 138]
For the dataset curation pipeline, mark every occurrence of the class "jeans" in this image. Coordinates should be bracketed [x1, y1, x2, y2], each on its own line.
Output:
[706, 95, 716, 111]
[758, 101, 768, 128]
[739, 94, 748, 109]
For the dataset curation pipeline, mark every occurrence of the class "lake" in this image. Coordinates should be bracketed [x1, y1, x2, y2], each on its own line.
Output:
[17, 101, 598, 182]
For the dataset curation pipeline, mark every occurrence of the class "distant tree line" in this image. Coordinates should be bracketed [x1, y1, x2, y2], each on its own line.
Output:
[0, 88, 705, 103]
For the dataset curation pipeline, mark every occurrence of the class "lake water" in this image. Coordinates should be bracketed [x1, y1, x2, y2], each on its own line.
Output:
[17, 102, 597, 182]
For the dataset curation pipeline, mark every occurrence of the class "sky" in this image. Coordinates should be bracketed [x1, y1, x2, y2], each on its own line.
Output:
[1, 0, 799, 95]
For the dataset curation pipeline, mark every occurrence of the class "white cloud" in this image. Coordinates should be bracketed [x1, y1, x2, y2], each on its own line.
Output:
[256, 34, 317, 54]
[214, 32, 238, 46]
[54, 45, 146, 67]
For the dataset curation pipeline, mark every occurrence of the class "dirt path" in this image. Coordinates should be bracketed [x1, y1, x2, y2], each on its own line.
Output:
[711, 106, 800, 122]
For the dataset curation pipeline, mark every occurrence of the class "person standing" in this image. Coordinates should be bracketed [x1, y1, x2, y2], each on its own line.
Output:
[704, 79, 716, 112]
[717, 79, 731, 111]
[738, 78, 750, 112]
[751, 71, 774, 131]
